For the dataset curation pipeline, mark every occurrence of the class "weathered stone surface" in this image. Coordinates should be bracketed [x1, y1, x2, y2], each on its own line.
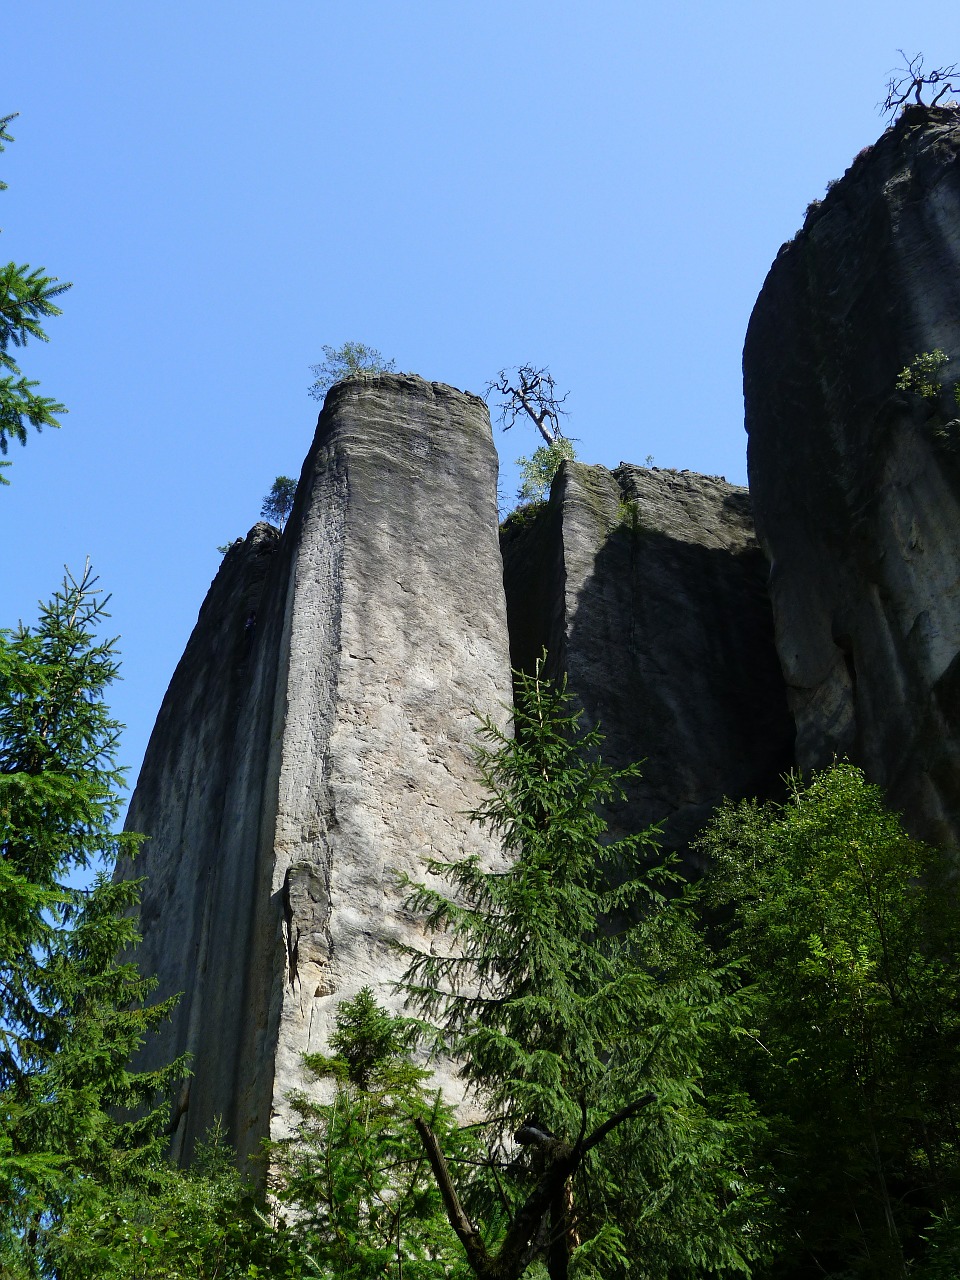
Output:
[501, 462, 794, 869]
[744, 105, 960, 846]
[124, 375, 513, 1162]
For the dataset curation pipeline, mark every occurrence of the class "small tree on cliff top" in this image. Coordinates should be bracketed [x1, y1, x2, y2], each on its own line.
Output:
[308, 341, 396, 401]
[261, 474, 296, 531]
[486, 365, 579, 507]
[485, 364, 570, 447]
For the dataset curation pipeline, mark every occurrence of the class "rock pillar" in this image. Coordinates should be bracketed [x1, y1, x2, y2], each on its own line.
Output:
[123, 375, 513, 1161]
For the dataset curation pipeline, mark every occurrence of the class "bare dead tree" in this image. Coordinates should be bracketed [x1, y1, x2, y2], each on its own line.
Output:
[415, 1093, 654, 1280]
[881, 51, 960, 118]
[485, 364, 570, 446]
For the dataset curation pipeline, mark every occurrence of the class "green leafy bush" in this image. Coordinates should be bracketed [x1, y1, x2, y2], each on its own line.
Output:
[702, 764, 960, 1278]
[896, 349, 959, 405]
[515, 437, 576, 503]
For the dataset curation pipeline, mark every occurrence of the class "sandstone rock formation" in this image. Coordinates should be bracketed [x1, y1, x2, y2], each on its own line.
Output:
[122, 375, 513, 1162]
[745, 105, 960, 847]
[501, 461, 794, 869]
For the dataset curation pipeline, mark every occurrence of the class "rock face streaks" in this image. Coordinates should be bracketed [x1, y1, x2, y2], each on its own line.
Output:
[501, 462, 794, 868]
[744, 105, 960, 846]
[123, 375, 513, 1162]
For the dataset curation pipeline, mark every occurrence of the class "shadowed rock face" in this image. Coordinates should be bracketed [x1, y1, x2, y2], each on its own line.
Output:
[501, 462, 794, 869]
[123, 375, 513, 1162]
[745, 105, 960, 846]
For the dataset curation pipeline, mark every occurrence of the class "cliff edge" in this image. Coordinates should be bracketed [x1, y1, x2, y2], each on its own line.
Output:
[745, 104, 960, 846]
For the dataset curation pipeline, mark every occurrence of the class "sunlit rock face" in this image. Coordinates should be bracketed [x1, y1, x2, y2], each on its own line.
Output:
[122, 375, 513, 1163]
[745, 104, 960, 847]
[500, 461, 794, 871]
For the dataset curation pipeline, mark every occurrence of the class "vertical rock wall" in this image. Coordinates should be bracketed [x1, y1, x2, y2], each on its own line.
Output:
[744, 105, 960, 846]
[501, 461, 793, 868]
[124, 375, 513, 1161]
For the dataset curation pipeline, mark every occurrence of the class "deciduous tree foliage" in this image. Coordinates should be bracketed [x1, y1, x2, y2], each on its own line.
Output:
[401, 662, 770, 1279]
[0, 114, 70, 482]
[514, 438, 576, 505]
[701, 764, 960, 1280]
[269, 988, 471, 1279]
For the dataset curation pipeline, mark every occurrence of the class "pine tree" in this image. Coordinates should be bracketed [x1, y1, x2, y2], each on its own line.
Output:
[260, 474, 297, 531]
[401, 662, 770, 1280]
[0, 563, 187, 1263]
[308, 341, 396, 401]
[0, 113, 70, 482]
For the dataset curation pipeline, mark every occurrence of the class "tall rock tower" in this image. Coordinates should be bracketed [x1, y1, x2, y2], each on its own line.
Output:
[745, 105, 960, 846]
[122, 375, 514, 1163]
[501, 460, 794, 868]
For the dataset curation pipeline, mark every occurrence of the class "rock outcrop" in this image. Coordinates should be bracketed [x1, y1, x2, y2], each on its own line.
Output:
[501, 462, 794, 868]
[744, 105, 960, 846]
[123, 375, 513, 1162]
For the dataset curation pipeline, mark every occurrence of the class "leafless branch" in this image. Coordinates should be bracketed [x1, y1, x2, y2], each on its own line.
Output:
[485, 364, 570, 446]
[414, 1118, 490, 1273]
[880, 51, 960, 118]
[416, 1092, 655, 1278]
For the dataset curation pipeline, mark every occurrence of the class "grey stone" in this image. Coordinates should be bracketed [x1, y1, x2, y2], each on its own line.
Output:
[744, 105, 960, 846]
[501, 461, 794, 870]
[123, 375, 513, 1163]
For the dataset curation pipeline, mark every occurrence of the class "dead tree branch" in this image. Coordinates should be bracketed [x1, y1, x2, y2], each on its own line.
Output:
[485, 364, 570, 446]
[416, 1092, 655, 1279]
[881, 51, 960, 118]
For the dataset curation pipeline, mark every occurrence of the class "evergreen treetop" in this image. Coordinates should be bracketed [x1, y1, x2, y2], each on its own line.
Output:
[0, 113, 70, 480]
[401, 661, 770, 1279]
[0, 564, 187, 1256]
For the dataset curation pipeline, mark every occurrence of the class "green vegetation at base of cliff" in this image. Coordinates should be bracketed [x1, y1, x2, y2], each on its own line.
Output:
[6, 651, 960, 1277]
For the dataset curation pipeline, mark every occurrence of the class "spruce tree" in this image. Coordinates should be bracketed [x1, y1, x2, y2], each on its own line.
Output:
[0, 564, 187, 1263]
[401, 662, 769, 1280]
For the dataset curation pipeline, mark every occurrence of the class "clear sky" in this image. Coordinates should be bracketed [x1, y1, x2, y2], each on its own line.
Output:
[3, 1, 958, 798]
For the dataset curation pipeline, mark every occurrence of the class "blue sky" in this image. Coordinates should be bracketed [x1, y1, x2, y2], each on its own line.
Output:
[3, 1, 958, 794]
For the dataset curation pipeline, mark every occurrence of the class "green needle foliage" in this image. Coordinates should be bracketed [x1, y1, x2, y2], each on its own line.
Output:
[401, 661, 770, 1280]
[269, 988, 471, 1280]
[701, 764, 960, 1279]
[35, 1124, 299, 1280]
[308, 341, 396, 401]
[0, 114, 70, 481]
[0, 564, 188, 1267]
[260, 474, 296, 531]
